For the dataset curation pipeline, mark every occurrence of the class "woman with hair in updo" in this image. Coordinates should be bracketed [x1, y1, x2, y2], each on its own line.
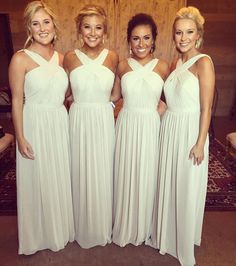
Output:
[63, 4, 118, 248]
[111, 13, 169, 247]
[148, 6, 215, 266]
[9, 0, 74, 255]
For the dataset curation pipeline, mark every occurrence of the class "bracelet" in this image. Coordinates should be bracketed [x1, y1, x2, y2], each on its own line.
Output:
[110, 101, 115, 108]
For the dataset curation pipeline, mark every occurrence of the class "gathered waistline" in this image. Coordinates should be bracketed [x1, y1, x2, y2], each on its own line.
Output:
[24, 103, 64, 109]
[73, 102, 112, 107]
[122, 106, 157, 113]
[166, 108, 200, 114]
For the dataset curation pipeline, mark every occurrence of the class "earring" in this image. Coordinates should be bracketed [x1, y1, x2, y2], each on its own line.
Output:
[30, 34, 34, 43]
[195, 39, 201, 49]
[102, 36, 105, 44]
[53, 34, 57, 43]
[129, 46, 133, 56]
[150, 45, 154, 54]
[78, 34, 84, 48]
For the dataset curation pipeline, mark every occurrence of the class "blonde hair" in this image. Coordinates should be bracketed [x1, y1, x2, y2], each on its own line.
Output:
[23, 0, 59, 48]
[174, 6, 205, 49]
[75, 4, 108, 34]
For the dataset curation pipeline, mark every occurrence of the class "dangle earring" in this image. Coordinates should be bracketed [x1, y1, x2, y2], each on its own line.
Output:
[129, 46, 133, 56]
[150, 44, 154, 54]
[78, 33, 84, 48]
[195, 38, 201, 49]
[53, 34, 57, 44]
[30, 34, 34, 44]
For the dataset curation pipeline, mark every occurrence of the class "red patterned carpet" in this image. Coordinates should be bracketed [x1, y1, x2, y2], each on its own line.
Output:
[0, 139, 235, 215]
[206, 139, 236, 210]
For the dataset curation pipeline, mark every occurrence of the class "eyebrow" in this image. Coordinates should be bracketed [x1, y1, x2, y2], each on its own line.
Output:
[82, 23, 103, 26]
[131, 34, 152, 37]
[31, 18, 50, 23]
[175, 28, 196, 31]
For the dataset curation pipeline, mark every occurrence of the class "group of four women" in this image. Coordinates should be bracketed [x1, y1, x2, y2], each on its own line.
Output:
[9, 1, 215, 266]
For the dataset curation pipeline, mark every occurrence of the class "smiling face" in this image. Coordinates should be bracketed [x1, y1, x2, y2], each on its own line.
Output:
[130, 24, 154, 60]
[80, 15, 105, 48]
[174, 18, 200, 54]
[30, 8, 55, 46]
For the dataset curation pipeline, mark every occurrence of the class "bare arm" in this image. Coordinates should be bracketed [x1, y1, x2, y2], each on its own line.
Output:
[110, 74, 121, 103]
[9, 52, 34, 159]
[156, 59, 170, 115]
[63, 52, 74, 108]
[189, 56, 215, 165]
[110, 60, 126, 103]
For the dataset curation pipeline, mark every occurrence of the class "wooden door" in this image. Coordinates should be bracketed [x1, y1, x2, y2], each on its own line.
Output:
[0, 14, 14, 87]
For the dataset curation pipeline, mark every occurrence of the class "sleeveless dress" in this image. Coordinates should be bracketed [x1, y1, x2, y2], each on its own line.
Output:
[148, 54, 211, 266]
[112, 58, 164, 247]
[17, 49, 75, 255]
[69, 48, 115, 248]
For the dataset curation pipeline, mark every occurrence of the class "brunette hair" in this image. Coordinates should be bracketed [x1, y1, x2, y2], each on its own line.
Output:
[127, 13, 158, 51]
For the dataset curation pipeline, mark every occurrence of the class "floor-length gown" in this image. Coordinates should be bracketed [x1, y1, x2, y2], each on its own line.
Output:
[17, 49, 75, 255]
[148, 54, 210, 266]
[112, 58, 164, 246]
[69, 49, 115, 248]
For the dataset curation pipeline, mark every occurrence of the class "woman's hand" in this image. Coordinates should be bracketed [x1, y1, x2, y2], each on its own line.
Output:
[189, 144, 204, 165]
[18, 138, 34, 160]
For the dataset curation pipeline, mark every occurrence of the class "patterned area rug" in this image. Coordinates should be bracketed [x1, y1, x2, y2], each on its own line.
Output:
[0, 139, 235, 215]
[206, 139, 236, 211]
[0, 144, 16, 215]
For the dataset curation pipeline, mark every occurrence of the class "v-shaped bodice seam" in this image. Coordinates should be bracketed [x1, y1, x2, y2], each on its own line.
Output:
[24, 49, 58, 66]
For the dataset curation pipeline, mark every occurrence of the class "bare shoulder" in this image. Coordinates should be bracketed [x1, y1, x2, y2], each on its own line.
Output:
[197, 55, 214, 68]
[197, 55, 215, 74]
[108, 49, 119, 62]
[106, 49, 119, 72]
[63, 50, 77, 68]
[64, 50, 76, 61]
[170, 58, 178, 72]
[56, 51, 64, 66]
[9, 50, 29, 70]
[118, 59, 128, 71]
[11, 50, 27, 63]
[155, 58, 170, 80]
[157, 59, 169, 72]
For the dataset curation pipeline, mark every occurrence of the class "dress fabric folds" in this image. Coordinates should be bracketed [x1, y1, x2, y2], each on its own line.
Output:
[148, 54, 210, 266]
[112, 58, 163, 247]
[17, 49, 75, 255]
[69, 49, 115, 248]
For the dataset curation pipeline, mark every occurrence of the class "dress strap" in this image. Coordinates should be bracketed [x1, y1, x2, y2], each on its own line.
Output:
[74, 48, 108, 65]
[96, 49, 109, 64]
[24, 49, 58, 66]
[165, 54, 213, 92]
[178, 54, 211, 72]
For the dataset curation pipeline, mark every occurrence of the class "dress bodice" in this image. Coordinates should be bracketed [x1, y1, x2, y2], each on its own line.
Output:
[24, 49, 68, 107]
[164, 54, 210, 112]
[121, 58, 164, 111]
[69, 49, 115, 104]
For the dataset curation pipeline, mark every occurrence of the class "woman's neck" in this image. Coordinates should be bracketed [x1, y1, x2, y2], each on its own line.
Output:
[80, 44, 105, 59]
[28, 42, 54, 60]
[181, 49, 200, 63]
[131, 53, 154, 66]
